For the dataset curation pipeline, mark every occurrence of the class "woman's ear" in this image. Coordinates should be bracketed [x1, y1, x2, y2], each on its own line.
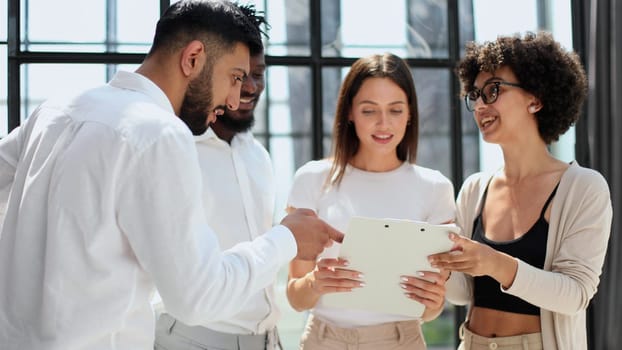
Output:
[528, 98, 543, 114]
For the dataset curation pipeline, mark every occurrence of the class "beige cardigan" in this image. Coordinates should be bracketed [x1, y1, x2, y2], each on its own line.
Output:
[446, 162, 612, 349]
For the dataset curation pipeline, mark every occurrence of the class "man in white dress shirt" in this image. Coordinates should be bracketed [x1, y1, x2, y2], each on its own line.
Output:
[154, 7, 284, 349]
[0, 1, 342, 350]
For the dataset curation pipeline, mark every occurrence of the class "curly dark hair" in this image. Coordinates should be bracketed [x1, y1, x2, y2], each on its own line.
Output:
[456, 31, 587, 144]
[234, 2, 270, 55]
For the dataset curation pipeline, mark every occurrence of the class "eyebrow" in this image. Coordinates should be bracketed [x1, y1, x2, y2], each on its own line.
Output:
[232, 67, 248, 78]
[474, 76, 504, 88]
[358, 100, 406, 105]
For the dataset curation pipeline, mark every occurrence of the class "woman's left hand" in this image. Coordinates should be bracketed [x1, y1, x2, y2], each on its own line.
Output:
[400, 270, 448, 321]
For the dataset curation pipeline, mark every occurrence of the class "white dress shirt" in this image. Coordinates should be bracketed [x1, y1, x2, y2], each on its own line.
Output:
[0, 71, 296, 350]
[193, 128, 280, 334]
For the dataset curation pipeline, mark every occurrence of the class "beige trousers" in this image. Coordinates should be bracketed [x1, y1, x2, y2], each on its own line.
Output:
[457, 322, 543, 350]
[298, 314, 426, 350]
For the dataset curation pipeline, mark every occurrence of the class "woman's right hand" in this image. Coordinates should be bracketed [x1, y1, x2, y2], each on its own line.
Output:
[306, 258, 365, 295]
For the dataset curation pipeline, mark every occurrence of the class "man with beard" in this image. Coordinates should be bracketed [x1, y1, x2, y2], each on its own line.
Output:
[154, 6, 284, 349]
[0, 1, 343, 350]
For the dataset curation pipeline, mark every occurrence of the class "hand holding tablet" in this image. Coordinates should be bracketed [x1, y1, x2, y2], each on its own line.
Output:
[322, 216, 460, 318]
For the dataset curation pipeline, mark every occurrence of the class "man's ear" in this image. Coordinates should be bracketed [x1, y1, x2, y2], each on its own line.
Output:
[180, 40, 205, 78]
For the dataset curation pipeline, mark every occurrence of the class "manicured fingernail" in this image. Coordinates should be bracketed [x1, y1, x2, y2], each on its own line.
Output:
[400, 277, 409, 282]
[359, 282, 366, 287]
[400, 283, 408, 289]
[417, 271, 425, 277]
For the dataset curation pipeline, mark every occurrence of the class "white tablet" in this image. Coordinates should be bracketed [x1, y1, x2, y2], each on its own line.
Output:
[322, 216, 459, 318]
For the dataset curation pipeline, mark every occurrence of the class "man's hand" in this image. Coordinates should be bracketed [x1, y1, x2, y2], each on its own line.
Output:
[280, 208, 344, 261]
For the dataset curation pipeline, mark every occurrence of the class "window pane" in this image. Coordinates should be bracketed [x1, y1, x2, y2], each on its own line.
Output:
[321, 67, 346, 141]
[1, 45, 7, 136]
[22, 0, 105, 51]
[116, 0, 161, 53]
[413, 68, 452, 179]
[264, 66, 312, 135]
[457, 0, 478, 179]
[462, 126, 480, 179]
[20, 64, 108, 122]
[265, 0, 310, 56]
[473, 0, 538, 42]
[1, 0, 7, 41]
[406, 0, 449, 58]
[323, 135, 332, 158]
[253, 90, 268, 135]
[21, 0, 160, 53]
[322, 0, 449, 58]
[270, 135, 312, 221]
[458, 0, 475, 55]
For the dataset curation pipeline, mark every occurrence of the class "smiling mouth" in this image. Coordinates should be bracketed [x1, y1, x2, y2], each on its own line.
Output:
[372, 134, 393, 142]
[239, 96, 256, 107]
[479, 116, 498, 129]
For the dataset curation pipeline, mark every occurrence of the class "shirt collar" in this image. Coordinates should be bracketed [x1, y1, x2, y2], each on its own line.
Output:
[194, 127, 255, 146]
[109, 71, 174, 114]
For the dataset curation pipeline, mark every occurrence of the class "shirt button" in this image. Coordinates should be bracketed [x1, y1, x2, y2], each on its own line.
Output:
[489, 343, 498, 349]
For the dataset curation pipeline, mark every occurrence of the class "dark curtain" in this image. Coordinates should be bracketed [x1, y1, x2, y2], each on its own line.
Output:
[573, 0, 622, 349]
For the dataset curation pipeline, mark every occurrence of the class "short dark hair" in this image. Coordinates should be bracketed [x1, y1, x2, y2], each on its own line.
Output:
[328, 53, 419, 187]
[148, 0, 262, 58]
[457, 31, 588, 144]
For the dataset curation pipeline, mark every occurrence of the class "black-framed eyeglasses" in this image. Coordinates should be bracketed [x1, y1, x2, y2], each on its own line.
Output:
[464, 81, 523, 112]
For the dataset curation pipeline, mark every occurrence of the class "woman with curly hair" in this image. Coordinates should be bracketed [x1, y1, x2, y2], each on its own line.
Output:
[429, 32, 612, 349]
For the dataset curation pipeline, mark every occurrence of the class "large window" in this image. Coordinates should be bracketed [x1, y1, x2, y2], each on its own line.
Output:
[3, 1, 574, 349]
[256, 2, 470, 347]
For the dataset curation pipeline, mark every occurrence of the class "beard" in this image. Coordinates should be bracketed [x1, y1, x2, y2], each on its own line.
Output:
[216, 107, 255, 134]
[179, 63, 223, 136]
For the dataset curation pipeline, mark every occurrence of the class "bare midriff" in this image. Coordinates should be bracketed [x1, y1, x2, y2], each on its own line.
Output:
[468, 306, 541, 337]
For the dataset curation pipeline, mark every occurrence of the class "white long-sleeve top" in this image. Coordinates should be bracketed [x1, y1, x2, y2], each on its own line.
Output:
[0, 71, 296, 350]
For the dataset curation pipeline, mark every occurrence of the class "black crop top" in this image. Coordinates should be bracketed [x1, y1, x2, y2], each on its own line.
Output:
[472, 182, 559, 316]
